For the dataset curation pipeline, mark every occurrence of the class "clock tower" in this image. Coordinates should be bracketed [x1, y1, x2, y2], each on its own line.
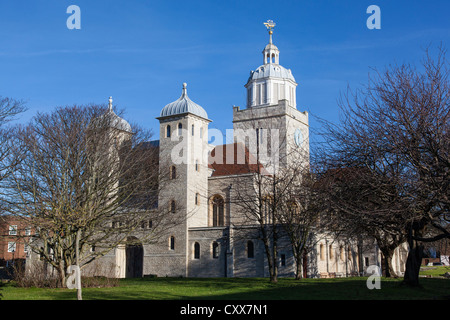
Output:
[233, 20, 309, 172]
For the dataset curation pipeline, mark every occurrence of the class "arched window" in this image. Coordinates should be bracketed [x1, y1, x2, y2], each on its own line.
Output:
[212, 195, 225, 227]
[247, 240, 254, 258]
[340, 246, 344, 261]
[166, 125, 171, 138]
[212, 242, 219, 259]
[320, 244, 325, 260]
[170, 166, 176, 179]
[192, 124, 195, 136]
[170, 200, 176, 213]
[178, 123, 182, 136]
[329, 245, 334, 260]
[169, 236, 175, 250]
[194, 242, 200, 259]
[195, 193, 199, 205]
[262, 196, 273, 224]
[195, 160, 199, 172]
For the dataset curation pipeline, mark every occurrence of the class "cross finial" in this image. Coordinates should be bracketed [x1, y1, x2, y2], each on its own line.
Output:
[264, 20, 276, 44]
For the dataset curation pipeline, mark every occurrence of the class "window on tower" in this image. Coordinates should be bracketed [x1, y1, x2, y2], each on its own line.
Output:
[166, 125, 171, 138]
[170, 236, 175, 250]
[170, 166, 177, 179]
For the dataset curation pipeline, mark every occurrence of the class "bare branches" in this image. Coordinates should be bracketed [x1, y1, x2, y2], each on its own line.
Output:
[1, 104, 172, 286]
[317, 45, 450, 283]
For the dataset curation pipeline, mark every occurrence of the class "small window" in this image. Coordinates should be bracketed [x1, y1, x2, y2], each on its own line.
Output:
[365, 257, 369, 267]
[170, 166, 177, 179]
[194, 242, 200, 259]
[25, 227, 31, 236]
[247, 241, 254, 258]
[170, 200, 176, 213]
[192, 124, 195, 136]
[170, 236, 175, 250]
[178, 123, 182, 136]
[195, 193, 199, 205]
[7, 242, 16, 253]
[9, 225, 17, 236]
[212, 242, 219, 259]
[329, 245, 334, 260]
[195, 160, 199, 172]
[166, 125, 171, 138]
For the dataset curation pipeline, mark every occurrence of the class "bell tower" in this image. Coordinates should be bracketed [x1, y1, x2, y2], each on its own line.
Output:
[234, 21, 309, 170]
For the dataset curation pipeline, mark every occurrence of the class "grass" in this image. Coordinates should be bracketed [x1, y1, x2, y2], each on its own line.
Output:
[419, 265, 450, 277]
[1, 276, 449, 300]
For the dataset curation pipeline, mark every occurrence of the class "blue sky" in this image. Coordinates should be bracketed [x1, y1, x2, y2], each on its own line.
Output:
[0, 0, 449, 143]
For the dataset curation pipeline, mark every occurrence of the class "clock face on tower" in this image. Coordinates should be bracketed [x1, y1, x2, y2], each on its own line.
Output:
[294, 128, 303, 147]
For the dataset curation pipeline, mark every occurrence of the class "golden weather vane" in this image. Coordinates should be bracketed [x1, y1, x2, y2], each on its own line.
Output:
[263, 20, 276, 43]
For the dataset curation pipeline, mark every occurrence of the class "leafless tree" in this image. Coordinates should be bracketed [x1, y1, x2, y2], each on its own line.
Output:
[228, 106, 315, 282]
[274, 162, 322, 280]
[1, 104, 180, 294]
[317, 45, 449, 285]
[0, 96, 26, 207]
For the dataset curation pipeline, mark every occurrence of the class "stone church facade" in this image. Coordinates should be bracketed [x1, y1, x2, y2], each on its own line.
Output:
[40, 23, 409, 280]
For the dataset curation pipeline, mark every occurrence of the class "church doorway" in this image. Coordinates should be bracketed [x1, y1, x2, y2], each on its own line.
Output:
[125, 236, 144, 278]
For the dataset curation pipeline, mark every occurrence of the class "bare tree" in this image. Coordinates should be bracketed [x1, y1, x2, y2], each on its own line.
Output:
[316, 165, 407, 278]
[228, 105, 312, 282]
[275, 162, 322, 280]
[1, 104, 179, 294]
[0, 96, 26, 202]
[317, 45, 450, 286]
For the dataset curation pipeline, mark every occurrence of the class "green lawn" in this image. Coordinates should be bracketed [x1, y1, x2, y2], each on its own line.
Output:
[1, 276, 449, 300]
[419, 266, 450, 277]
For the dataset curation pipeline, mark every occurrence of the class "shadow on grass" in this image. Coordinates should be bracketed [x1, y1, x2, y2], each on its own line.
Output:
[2, 277, 450, 300]
[80, 277, 450, 301]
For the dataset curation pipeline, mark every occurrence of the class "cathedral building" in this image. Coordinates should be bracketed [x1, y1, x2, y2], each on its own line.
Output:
[33, 22, 408, 280]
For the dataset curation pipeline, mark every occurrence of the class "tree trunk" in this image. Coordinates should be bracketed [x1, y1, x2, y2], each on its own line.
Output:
[379, 248, 398, 278]
[295, 255, 302, 280]
[76, 228, 83, 300]
[403, 225, 424, 287]
[58, 262, 66, 288]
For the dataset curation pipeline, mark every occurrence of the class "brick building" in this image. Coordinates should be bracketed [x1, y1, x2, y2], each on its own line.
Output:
[0, 216, 33, 266]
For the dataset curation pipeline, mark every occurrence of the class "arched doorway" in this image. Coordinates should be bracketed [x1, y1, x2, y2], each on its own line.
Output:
[125, 236, 144, 278]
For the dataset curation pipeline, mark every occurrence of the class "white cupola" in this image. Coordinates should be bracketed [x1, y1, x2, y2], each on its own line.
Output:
[245, 20, 297, 109]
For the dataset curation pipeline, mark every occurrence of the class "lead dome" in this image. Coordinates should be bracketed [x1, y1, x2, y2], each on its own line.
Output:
[160, 83, 208, 120]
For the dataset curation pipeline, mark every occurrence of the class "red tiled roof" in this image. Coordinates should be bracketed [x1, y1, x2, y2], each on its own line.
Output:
[208, 143, 264, 177]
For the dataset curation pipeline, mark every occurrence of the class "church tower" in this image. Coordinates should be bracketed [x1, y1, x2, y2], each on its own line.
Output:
[233, 20, 309, 170]
[154, 83, 211, 277]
